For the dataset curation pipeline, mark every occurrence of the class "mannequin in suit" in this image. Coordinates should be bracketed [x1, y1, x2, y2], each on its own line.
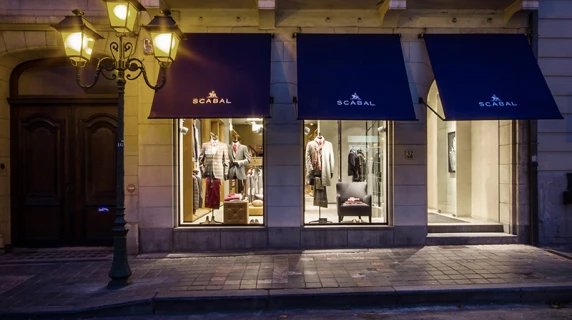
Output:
[199, 132, 229, 209]
[228, 137, 251, 194]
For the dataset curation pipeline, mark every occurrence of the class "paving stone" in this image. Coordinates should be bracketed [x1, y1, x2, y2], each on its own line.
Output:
[0, 245, 571, 312]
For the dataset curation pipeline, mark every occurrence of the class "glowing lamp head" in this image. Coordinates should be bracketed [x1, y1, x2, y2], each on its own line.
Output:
[103, 0, 144, 33]
[63, 32, 95, 60]
[143, 10, 186, 68]
[53, 9, 103, 67]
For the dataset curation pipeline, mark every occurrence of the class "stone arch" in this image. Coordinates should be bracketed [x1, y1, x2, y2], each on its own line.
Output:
[426, 80, 444, 116]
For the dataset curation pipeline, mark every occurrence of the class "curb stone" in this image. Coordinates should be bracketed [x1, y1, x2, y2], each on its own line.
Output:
[1, 284, 571, 319]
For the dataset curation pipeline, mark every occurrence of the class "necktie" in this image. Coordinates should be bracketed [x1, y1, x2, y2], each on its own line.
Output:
[233, 144, 237, 152]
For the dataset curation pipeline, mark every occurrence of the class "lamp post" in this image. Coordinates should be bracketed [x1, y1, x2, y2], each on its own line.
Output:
[53, 0, 185, 288]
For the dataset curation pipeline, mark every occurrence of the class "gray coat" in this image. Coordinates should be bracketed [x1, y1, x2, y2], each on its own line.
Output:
[199, 141, 229, 180]
[228, 143, 251, 180]
[305, 139, 335, 186]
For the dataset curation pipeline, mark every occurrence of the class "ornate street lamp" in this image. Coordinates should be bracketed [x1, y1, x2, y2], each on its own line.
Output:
[53, 4, 185, 288]
[53, 9, 103, 67]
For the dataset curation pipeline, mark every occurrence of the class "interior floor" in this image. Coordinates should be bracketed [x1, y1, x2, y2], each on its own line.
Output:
[428, 209, 502, 225]
[304, 194, 386, 224]
[186, 205, 264, 225]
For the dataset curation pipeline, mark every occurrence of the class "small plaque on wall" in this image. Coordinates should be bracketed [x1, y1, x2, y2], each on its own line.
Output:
[405, 149, 415, 160]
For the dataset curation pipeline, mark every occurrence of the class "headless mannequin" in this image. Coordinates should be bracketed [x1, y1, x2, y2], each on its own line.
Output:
[199, 132, 229, 223]
[228, 136, 249, 198]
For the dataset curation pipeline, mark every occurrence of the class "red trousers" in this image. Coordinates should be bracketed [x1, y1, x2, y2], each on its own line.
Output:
[205, 178, 221, 209]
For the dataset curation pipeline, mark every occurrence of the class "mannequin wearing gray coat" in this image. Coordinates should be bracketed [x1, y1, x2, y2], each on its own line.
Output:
[228, 142, 251, 180]
[305, 137, 335, 186]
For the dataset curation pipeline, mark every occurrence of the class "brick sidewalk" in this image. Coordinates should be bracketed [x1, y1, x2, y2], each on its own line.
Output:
[0, 245, 571, 317]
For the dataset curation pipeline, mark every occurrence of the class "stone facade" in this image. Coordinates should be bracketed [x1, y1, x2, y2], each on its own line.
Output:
[0, 0, 569, 252]
[537, 0, 572, 245]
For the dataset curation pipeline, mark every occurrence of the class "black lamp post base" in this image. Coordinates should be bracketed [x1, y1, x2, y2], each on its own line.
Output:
[108, 278, 132, 288]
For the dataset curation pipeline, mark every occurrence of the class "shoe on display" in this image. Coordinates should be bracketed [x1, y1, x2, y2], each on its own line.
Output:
[255, 219, 259, 224]
[249, 219, 254, 224]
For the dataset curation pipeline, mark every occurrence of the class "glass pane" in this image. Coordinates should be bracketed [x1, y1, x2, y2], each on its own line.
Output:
[180, 118, 264, 226]
[126, 2, 139, 33]
[106, 2, 129, 32]
[303, 120, 387, 225]
[170, 36, 180, 61]
[427, 109, 500, 224]
[152, 33, 174, 62]
[62, 32, 94, 63]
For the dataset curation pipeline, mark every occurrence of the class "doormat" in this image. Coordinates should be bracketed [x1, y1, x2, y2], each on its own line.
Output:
[428, 212, 469, 224]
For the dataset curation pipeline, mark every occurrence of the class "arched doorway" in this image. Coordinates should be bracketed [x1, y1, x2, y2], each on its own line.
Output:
[426, 81, 506, 231]
[9, 58, 119, 247]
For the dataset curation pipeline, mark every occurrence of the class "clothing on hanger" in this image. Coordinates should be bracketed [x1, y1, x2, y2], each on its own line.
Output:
[305, 137, 334, 187]
[192, 123, 200, 161]
[348, 149, 358, 179]
[192, 171, 202, 209]
[356, 150, 367, 182]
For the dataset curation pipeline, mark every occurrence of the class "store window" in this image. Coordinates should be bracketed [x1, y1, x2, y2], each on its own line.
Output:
[303, 120, 388, 224]
[425, 84, 504, 225]
[179, 118, 264, 226]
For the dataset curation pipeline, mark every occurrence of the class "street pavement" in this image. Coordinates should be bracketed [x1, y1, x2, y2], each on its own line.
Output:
[0, 245, 571, 319]
[79, 304, 572, 320]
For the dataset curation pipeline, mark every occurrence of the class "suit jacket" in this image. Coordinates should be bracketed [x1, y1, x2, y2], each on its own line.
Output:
[305, 139, 335, 186]
[228, 143, 251, 180]
[199, 140, 229, 180]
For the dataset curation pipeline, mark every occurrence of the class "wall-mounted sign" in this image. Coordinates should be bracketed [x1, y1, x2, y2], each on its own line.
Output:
[98, 207, 109, 212]
[405, 149, 415, 160]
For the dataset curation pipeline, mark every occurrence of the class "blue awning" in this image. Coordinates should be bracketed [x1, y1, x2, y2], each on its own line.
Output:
[423, 34, 563, 121]
[149, 33, 271, 119]
[296, 34, 417, 120]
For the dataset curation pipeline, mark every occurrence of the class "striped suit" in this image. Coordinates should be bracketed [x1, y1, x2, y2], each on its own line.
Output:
[199, 141, 229, 180]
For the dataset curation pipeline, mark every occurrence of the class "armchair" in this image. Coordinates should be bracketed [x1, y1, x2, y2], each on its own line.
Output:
[336, 182, 372, 223]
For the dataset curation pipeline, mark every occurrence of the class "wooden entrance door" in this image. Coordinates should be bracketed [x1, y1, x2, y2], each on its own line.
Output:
[11, 101, 118, 247]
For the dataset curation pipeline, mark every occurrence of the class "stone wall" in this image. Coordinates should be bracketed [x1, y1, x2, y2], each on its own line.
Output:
[537, 1, 572, 245]
[0, 0, 539, 251]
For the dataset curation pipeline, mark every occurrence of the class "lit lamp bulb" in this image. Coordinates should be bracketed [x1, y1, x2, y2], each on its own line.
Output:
[153, 33, 175, 55]
[64, 32, 94, 59]
[113, 4, 129, 20]
[64, 32, 84, 53]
